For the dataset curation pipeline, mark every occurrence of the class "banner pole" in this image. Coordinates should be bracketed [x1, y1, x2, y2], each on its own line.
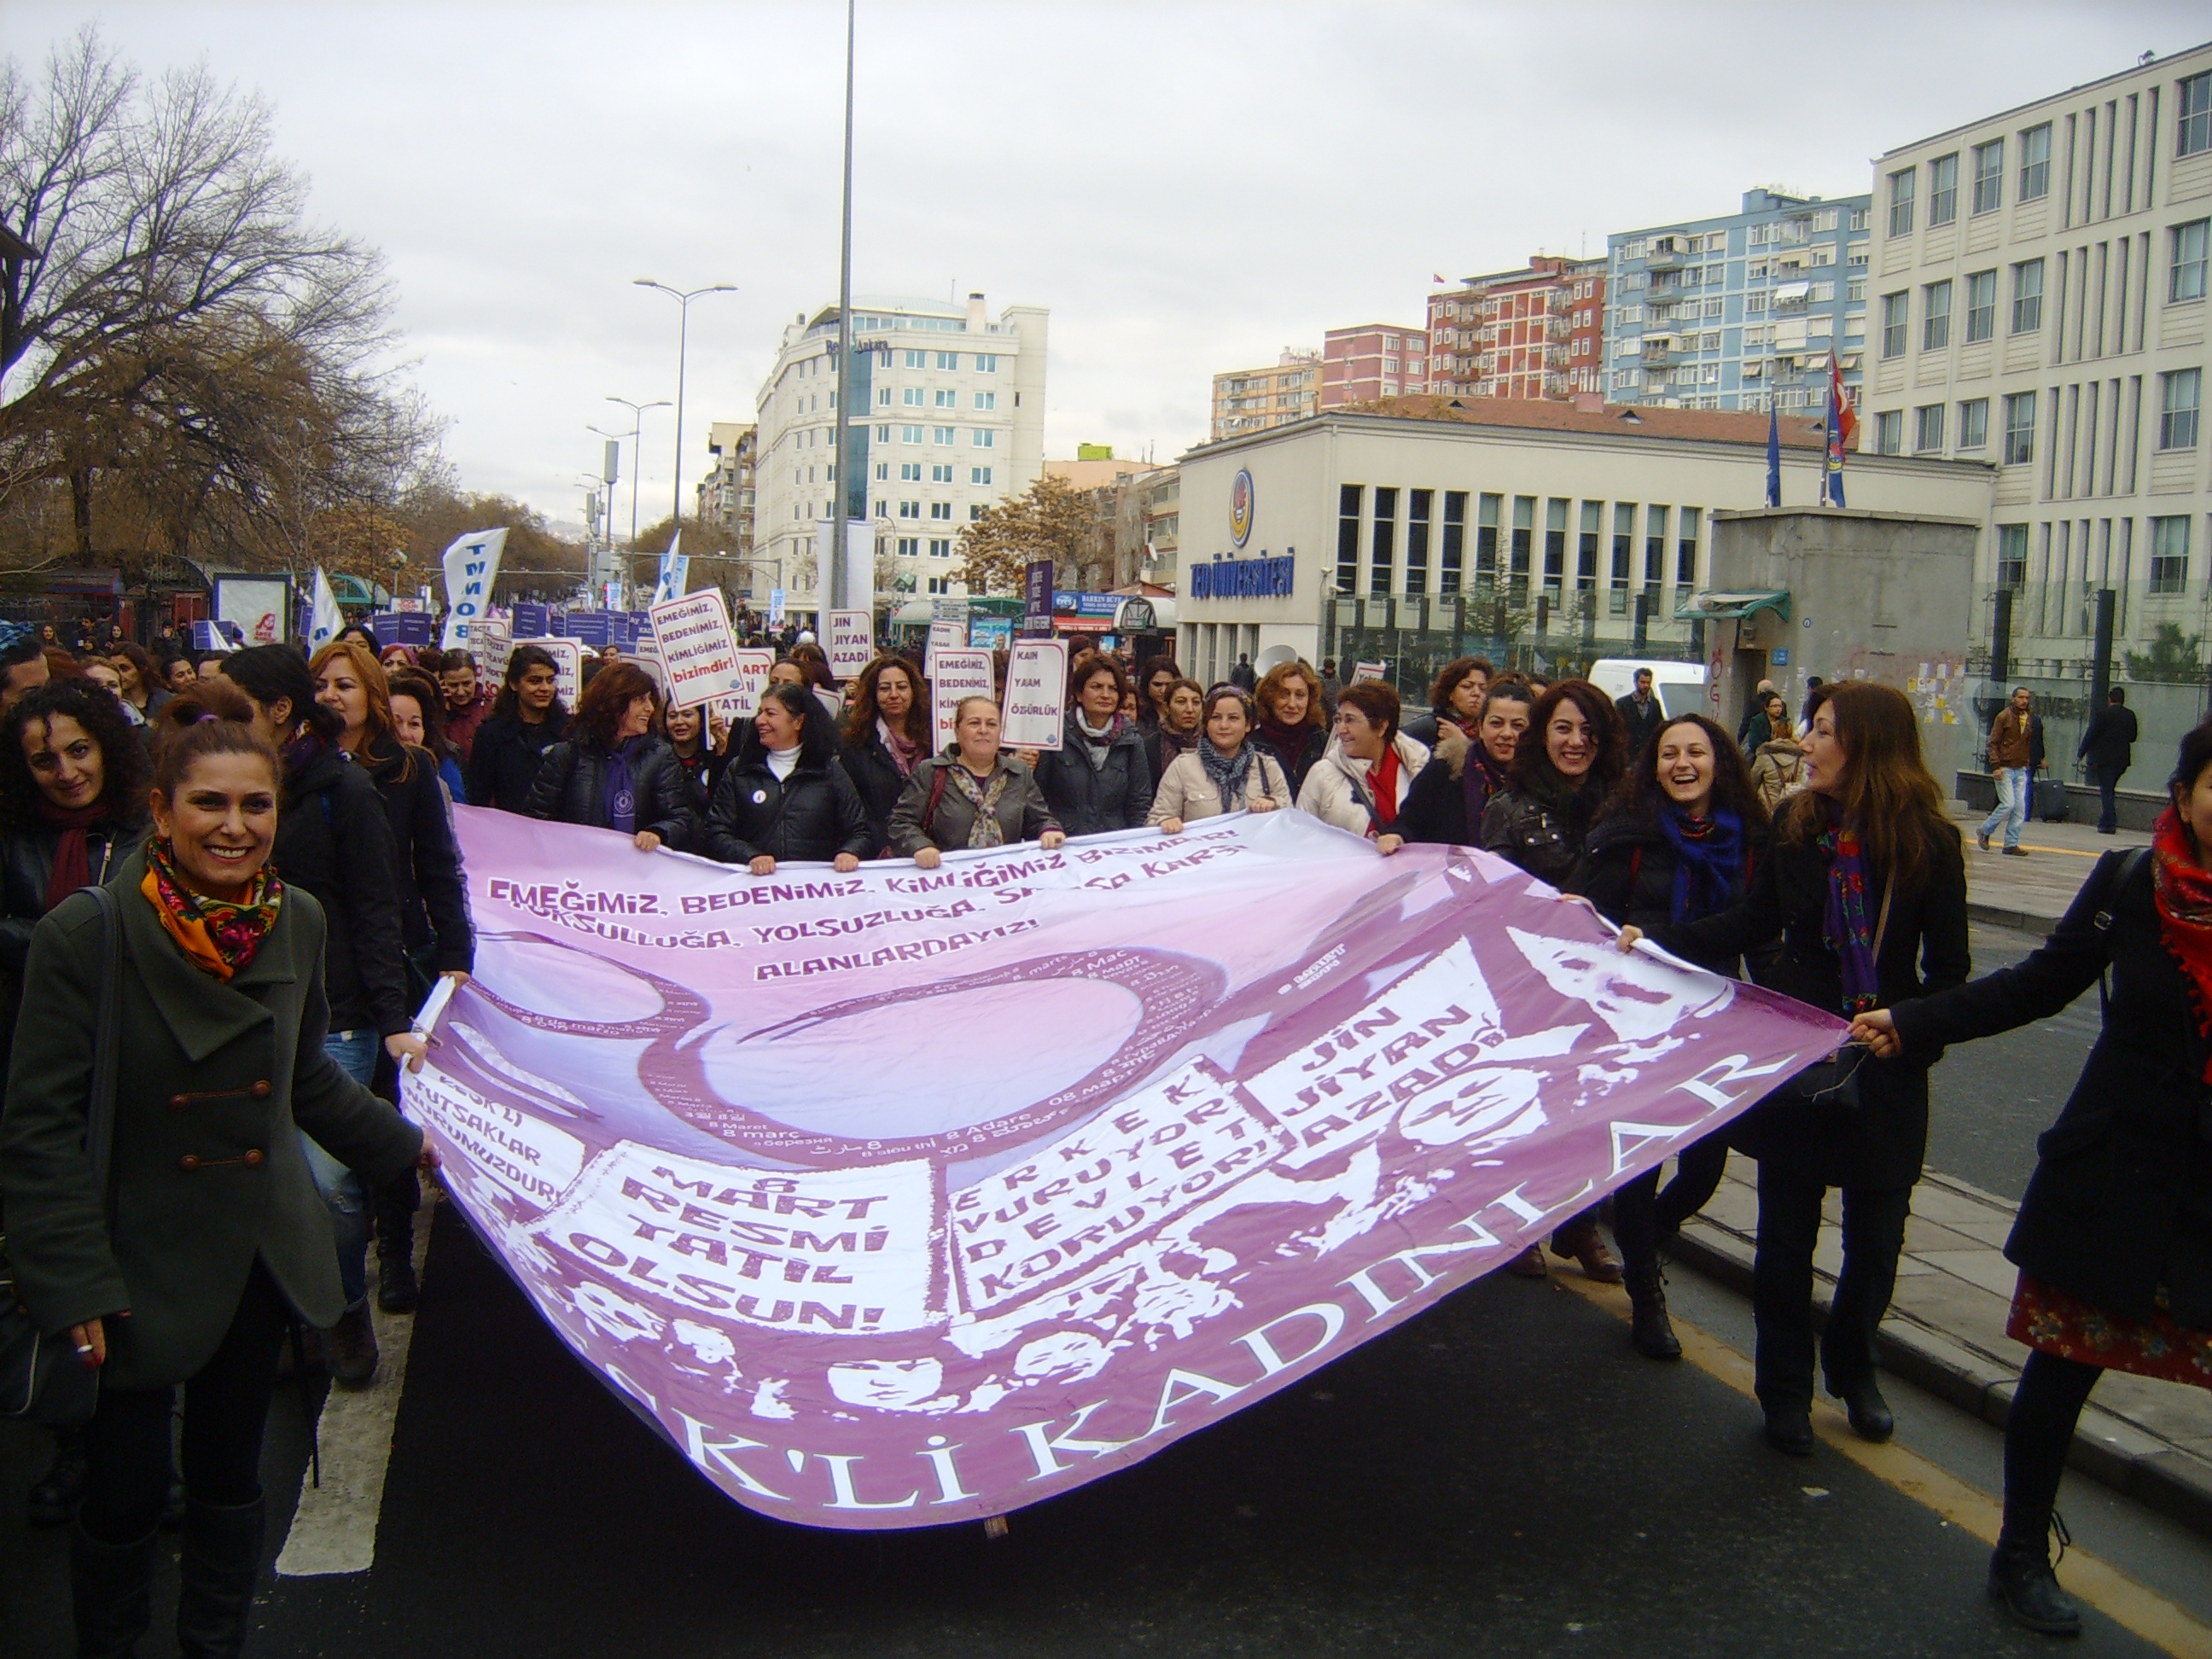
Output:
[831, 0, 857, 614]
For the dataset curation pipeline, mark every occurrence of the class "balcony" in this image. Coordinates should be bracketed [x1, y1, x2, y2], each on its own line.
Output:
[1644, 244, 1689, 270]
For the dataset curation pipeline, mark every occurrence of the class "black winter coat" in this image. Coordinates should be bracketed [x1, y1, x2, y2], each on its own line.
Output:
[273, 740, 412, 1039]
[1399, 725, 1506, 849]
[1254, 724, 1329, 800]
[1889, 849, 2211, 1330]
[1032, 717, 1154, 838]
[466, 710, 568, 812]
[670, 746, 726, 817]
[707, 747, 873, 865]
[1616, 693, 1666, 758]
[524, 736, 697, 849]
[841, 731, 924, 856]
[1480, 778, 1607, 888]
[1658, 817, 1970, 1189]
[2078, 706, 2139, 777]
[0, 818, 150, 984]
[359, 737, 474, 975]
[1566, 808, 1762, 975]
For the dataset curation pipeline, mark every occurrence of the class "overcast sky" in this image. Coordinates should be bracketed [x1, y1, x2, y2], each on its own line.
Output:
[12, 2, 2209, 538]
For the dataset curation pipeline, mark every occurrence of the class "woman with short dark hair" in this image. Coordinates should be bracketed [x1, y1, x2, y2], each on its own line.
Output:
[1032, 652, 1154, 838]
[1295, 680, 1427, 851]
[1150, 687, 1290, 831]
[1404, 655, 1493, 748]
[707, 682, 871, 875]
[1400, 681, 1534, 848]
[523, 661, 696, 853]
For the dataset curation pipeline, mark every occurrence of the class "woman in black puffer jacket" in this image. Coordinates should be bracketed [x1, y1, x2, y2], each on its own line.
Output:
[839, 654, 930, 856]
[524, 661, 697, 852]
[708, 682, 872, 874]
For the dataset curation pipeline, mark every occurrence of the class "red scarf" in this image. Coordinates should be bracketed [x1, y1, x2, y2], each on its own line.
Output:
[38, 800, 112, 913]
[1365, 744, 1402, 831]
[2151, 807, 2212, 1080]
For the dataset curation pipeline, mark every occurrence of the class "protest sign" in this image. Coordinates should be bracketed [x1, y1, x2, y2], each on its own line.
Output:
[429, 808, 1840, 1530]
[925, 620, 966, 677]
[439, 527, 507, 651]
[649, 590, 747, 708]
[1352, 661, 1387, 684]
[473, 620, 513, 683]
[928, 646, 994, 752]
[563, 610, 613, 650]
[727, 648, 775, 718]
[509, 637, 583, 707]
[828, 609, 876, 681]
[999, 637, 1068, 750]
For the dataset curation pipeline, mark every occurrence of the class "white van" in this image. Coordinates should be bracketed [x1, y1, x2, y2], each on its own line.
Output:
[1587, 658, 1711, 719]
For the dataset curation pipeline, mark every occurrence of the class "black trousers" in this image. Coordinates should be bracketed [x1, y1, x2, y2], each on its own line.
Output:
[2003, 1349, 2102, 1546]
[1613, 1129, 1731, 1290]
[1750, 1169, 1912, 1411]
[79, 1262, 289, 1545]
[2093, 767, 2122, 834]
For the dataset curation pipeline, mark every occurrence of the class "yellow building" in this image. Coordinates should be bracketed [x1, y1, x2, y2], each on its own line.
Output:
[1210, 350, 1320, 440]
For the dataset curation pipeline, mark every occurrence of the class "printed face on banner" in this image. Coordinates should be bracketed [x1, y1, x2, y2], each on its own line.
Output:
[928, 647, 994, 754]
[509, 637, 583, 707]
[650, 591, 746, 708]
[828, 610, 875, 682]
[424, 807, 1841, 1532]
[999, 638, 1068, 751]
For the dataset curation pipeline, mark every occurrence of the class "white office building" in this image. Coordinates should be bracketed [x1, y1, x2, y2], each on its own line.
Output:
[752, 292, 1047, 611]
[1863, 43, 2212, 676]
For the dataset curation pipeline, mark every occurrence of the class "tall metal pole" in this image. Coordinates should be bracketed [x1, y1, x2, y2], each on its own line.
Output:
[831, 0, 857, 612]
[633, 283, 736, 561]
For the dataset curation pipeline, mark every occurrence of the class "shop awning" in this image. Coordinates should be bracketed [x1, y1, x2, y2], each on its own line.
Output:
[1675, 588, 1791, 623]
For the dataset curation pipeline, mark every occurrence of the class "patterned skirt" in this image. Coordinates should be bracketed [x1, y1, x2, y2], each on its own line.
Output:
[2007, 1273, 2212, 1388]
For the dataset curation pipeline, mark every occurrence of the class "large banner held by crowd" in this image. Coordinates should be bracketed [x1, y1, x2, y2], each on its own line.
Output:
[418, 809, 1842, 1529]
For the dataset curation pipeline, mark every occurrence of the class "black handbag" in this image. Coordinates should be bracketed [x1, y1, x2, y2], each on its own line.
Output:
[1768, 875, 1893, 1113]
[0, 884, 125, 1424]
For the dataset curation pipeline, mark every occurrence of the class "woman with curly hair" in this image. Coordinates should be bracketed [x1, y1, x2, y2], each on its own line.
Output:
[840, 654, 930, 856]
[523, 660, 696, 853]
[1250, 661, 1330, 800]
[1403, 655, 1493, 748]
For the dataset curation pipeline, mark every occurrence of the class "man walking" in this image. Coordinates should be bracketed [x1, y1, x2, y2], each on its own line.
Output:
[2077, 686, 2139, 835]
[1978, 685, 2035, 855]
[1230, 653, 1257, 692]
[1616, 667, 1666, 758]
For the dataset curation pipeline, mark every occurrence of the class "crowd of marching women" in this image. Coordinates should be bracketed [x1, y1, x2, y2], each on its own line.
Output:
[0, 616, 2206, 1646]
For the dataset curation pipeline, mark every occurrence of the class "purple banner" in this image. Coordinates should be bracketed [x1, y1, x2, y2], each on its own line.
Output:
[417, 809, 1840, 1528]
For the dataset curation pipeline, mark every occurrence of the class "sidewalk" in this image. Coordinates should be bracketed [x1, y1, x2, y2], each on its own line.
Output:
[1669, 1154, 2212, 1538]
[1953, 804, 2151, 932]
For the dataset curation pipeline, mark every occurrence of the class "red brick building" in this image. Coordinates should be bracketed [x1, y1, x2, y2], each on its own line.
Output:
[1426, 255, 1607, 401]
[1320, 323, 1429, 407]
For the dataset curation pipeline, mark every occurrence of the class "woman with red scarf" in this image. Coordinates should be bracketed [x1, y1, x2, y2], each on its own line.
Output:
[1294, 679, 1426, 852]
[1853, 721, 2212, 1634]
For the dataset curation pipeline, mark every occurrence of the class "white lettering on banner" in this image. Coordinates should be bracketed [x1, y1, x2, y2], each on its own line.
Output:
[509, 637, 584, 708]
[949, 1062, 1292, 1314]
[828, 610, 875, 681]
[929, 648, 995, 754]
[998, 638, 1068, 751]
[439, 527, 509, 651]
[650, 590, 747, 707]
[533, 1142, 941, 1333]
[410, 1062, 585, 1209]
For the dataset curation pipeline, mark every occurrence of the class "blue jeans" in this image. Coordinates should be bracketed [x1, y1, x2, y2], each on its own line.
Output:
[305, 1029, 379, 1311]
[2095, 766, 2122, 833]
[1980, 766, 2029, 849]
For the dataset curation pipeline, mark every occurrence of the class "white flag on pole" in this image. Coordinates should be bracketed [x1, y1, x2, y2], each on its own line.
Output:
[440, 527, 508, 650]
[654, 528, 687, 605]
[308, 567, 344, 652]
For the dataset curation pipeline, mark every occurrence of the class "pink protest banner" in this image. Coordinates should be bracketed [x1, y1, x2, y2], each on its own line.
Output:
[418, 808, 1840, 1529]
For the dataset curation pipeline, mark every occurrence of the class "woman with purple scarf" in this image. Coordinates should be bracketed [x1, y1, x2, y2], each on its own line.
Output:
[524, 662, 698, 854]
[1623, 683, 1968, 1458]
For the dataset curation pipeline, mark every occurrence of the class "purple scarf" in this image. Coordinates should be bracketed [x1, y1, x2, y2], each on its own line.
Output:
[603, 738, 643, 833]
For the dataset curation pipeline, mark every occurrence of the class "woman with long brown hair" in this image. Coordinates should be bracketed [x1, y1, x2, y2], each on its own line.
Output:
[1633, 681, 1969, 1456]
[840, 654, 931, 857]
[523, 661, 696, 853]
[1250, 661, 1330, 799]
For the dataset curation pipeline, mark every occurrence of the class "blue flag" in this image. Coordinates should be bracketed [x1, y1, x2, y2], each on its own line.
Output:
[1765, 403, 1781, 509]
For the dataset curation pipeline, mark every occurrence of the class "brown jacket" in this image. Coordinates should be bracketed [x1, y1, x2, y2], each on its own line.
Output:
[1988, 706, 2034, 771]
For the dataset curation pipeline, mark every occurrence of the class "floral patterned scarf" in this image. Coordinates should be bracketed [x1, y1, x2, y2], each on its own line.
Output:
[140, 836, 283, 981]
[946, 763, 1010, 848]
[2150, 806, 2212, 1081]
[1816, 806, 1881, 1013]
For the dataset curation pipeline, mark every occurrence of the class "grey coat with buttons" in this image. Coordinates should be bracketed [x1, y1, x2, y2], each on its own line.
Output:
[0, 847, 423, 1389]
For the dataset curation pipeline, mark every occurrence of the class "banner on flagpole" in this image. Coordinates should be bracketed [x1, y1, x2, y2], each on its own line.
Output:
[440, 528, 509, 650]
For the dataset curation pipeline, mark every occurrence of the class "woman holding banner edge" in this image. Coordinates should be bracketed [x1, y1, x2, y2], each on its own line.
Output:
[707, 682, 871, 875]
[891, 697, 1065, 868]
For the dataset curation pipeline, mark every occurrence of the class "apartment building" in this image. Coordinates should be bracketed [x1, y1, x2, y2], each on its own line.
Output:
[1210, 351, 1320, 439]
[1427, 255, 1608, 400]
[1321, 323, 1429, 406]
[1863, 42, 2212, 672]
[752, 291, 1046, 603]
[695, 421, 757, 560]
[1608, 188, 1873, 414]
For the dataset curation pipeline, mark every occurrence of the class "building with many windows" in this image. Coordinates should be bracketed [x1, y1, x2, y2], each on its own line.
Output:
[1321, 323, 1429, 405]
[1607, 188, 1873, 414]
[1210, 351, 1320, 439]
[1862, 41, 2212, 684]
[695, 421, 757, 565]
[1426, 256, 1608, 400]
[752, 291, 1046, 605]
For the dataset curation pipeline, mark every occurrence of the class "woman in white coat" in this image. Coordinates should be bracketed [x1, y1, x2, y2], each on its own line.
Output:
[1295, 680, 1428, 853]
[1149, 688, 1293, 832]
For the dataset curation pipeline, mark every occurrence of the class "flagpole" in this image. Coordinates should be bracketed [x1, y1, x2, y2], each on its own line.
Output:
[830, 0, 856, 616]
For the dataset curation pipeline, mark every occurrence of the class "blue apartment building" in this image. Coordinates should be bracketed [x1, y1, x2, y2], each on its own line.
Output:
[1606, 187, 1874, 414]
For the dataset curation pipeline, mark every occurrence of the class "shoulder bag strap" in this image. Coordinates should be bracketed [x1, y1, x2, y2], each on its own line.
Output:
[80, 887, 125, 1211]
[2096, 846, 2151, 1019]
[923, 764, 950, 839]
[1869, 875, 1895, 960]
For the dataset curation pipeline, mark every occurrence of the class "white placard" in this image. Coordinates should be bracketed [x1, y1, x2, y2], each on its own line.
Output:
[439, 527, 508, 651]
[1352, 660, 1387, 684]
[929, 647, 995, 755]
[827, 609, 875, 681]
[726, 648, 775, 719]
[1000, 637, 1068, 752]
[472, 619, 513, 684]
[649, 590, 746, 708]
[924, 619, 966, 677]
[509, 637, 584, 709]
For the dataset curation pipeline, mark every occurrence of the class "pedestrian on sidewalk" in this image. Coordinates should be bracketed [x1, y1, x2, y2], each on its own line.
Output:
[2076, 686, 2138, 835]
[0, 686, 429, 1657]
[1851, 719, 2212, 1637]
[1615, 667, 1666, 760]
[1627, 682, 1969, 1458]
[1978, 686, 2037, 855]
[1568, 713, 1767, 1359]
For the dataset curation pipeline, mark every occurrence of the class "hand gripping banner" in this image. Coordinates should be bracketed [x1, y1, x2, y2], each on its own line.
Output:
[417, 808, 1841, 1528]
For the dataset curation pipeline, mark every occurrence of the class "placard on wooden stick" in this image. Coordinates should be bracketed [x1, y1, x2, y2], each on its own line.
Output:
[1000, 637, 1068, 752]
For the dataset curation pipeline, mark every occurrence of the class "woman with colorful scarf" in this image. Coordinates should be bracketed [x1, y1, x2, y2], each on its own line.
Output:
[524, 661, 697, 854]
[1851, 721, 2212, 1633]
[0, 681, 426, 1657]
[1031, 653, 1155, 839]
[1638, 682, 1968, 1460]
[1295, 679, 1428, 849]
[840, 655, 930, 856]
[1568, 713, 1768, 1357]
[891, 697, 1065, 869]
[1150, 686, 1292, 832]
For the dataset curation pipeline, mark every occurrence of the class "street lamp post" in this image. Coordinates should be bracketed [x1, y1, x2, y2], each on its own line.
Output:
[596, 401, 667, 584]
[632, 279, 736, 541]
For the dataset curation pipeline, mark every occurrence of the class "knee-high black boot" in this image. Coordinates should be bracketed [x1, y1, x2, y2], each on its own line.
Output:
[176, 1494, 265, 1658]
[71, 1519, 156, 1658]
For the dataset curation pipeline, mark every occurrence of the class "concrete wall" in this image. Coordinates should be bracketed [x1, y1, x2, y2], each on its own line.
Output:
[1709, 507, 1978, 782]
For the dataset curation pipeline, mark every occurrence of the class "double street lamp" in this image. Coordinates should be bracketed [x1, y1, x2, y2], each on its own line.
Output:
[632, 279, 736, 541]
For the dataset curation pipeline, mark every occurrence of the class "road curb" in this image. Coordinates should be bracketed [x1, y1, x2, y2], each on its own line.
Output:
[1667, 1219, 2212, 1541]
[1965, 899, 2052, 933]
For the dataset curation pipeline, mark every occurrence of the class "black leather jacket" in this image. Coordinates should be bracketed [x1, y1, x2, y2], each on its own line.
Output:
[273, 741, 412, 1039]
[707, 746, 873, 865]
[523, 736, 698, 848]
[0, 818, 151, 981]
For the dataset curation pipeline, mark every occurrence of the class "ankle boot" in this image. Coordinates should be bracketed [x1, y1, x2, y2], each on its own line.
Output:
[71, 1518, 157, 1658]
[1625, 1276, 1683, 1360]
[176, 1495, 265, 1658]
[1549, 1220, 1624, 1284]
[1988, 1534, 2081, 1635]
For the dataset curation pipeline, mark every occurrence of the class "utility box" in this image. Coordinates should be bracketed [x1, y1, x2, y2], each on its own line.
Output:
[1697, 508, 1979, 786]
